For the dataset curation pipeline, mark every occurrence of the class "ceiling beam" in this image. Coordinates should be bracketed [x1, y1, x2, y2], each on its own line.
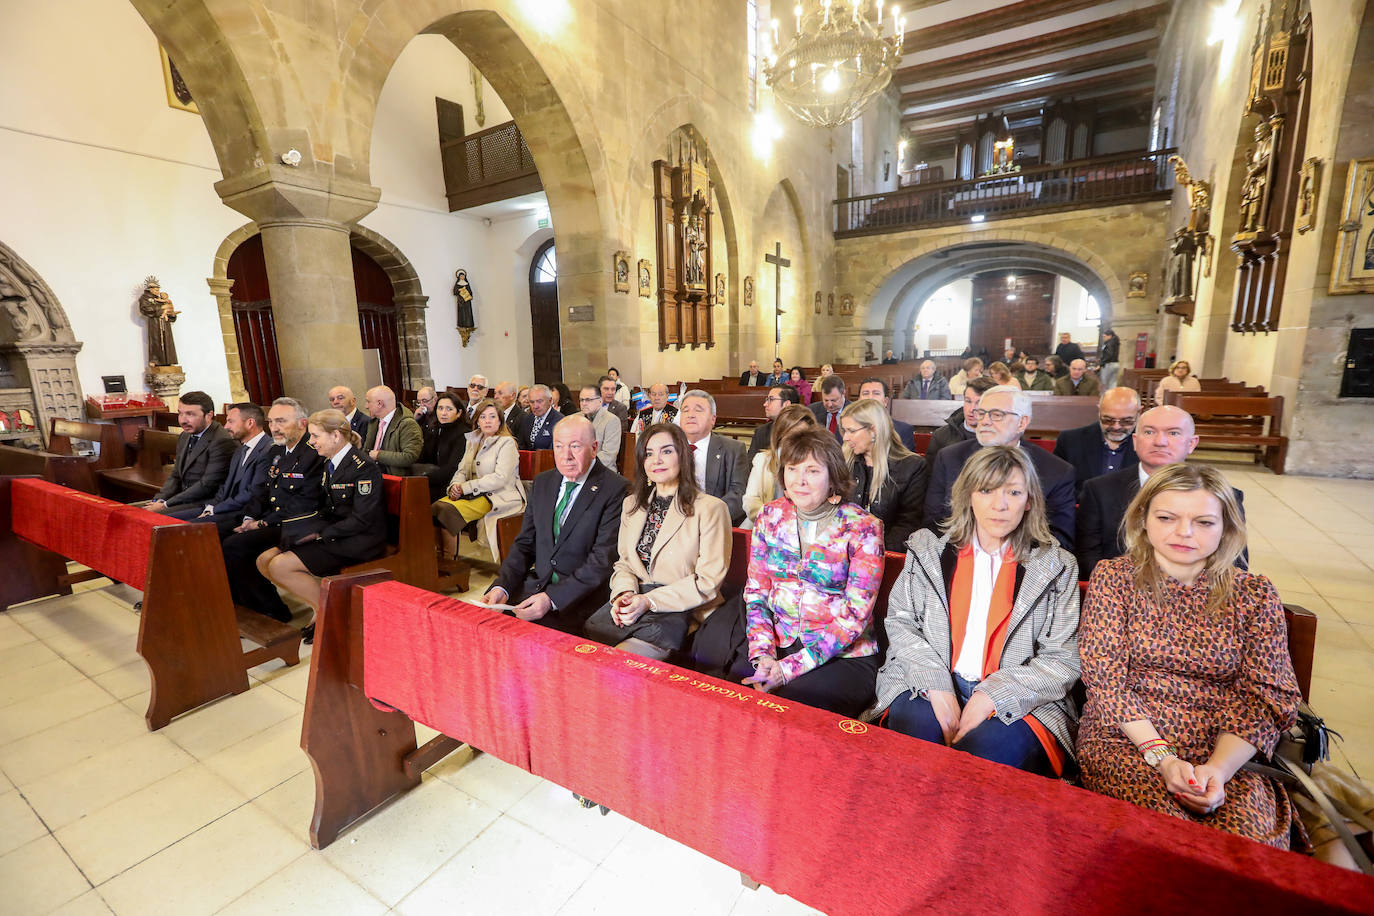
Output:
[895, 4, 1169, 84]
[902, 84, 1156, 129]
[899, 39, 1158, 107]
[900, 0, 1133, 54]
[902, 65, 1156, 123]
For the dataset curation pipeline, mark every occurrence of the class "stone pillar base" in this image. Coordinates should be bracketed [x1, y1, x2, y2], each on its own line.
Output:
[145, 365, 186, 404]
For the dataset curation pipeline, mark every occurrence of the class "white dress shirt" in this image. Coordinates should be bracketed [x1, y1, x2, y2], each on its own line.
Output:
[953, 537, 1007, 681]
[690, 435, 710, 493]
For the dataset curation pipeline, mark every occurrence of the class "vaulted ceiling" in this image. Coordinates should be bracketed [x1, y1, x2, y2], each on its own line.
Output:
[895, 0, 1173, 157]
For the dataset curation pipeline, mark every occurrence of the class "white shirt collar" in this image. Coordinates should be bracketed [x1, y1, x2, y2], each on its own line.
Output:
[242, 431, 267, 452]
[330, 442, 353, 471]
[1138, 464, 1151, 487]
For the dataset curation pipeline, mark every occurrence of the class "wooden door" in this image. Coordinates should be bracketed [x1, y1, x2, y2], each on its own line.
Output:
[529, 240, 563, 384]
[227, 234, 284, 405]
[968, 270, 1056, 359]
[352, 248, 403, 394]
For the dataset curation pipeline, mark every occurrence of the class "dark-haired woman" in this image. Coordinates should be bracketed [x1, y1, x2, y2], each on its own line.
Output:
[417, 391, 469, 502]
[584, 423, 731, 660]
[259, 408, 387, 643]
[786, 366, 813, 406]
[551, 383, 578, 417]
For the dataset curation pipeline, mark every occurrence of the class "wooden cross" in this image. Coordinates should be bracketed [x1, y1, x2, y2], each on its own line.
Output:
[764, 241, 790, 355]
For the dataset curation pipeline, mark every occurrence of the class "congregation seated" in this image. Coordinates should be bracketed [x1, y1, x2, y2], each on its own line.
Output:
[1155, 359, 1201, 403]
[363, 385, 423, 476]
[1017, 355, 1055, 392]
[598, 375, 629, 428]
[809, 375, 849, 441]
[840, 399, 928, 551]
[260, 408, 387, 643]
[742, 404, 816, 528]
[926, 377, 997, 465]
[763, 357, 788, 387]
[901, 360, 953, 400]
[747, 384, 800, 461]
[987, 361, 1020, 390]
[606, 367, 632, 408]
[483, 416, 628, 633]
[431, 398, 523, 561]
[552, 382, 577, 417]
[516, 385, 532, 411]
[163, 402, 272, 533]
[328, 384, 370, 439]
[143, 390, 237, 514]
[513, 384, 563, 450]
[856, 377, 917, 451]
[1054, 359, 1101, 397]
[584, 423, 732, 660]
[1044, 354, 1067, 379]
[631, 383, 678, 434]
[926, 386, 1077, 551]
[678, 389, 748, 526]
[1076, 405, 1247, 578]
[493, 381, 525, 431]
[948, 357, 983, 397]
[1077, 464, 1301, 848]
[580, 384, 622, 470]
[875, 445, 1081, 776]
[786, 366, 813, 405]
[415, 391, 469, 502]
[739, 359, 766, 387]
[462, 375, 489, 422]
[411, 386, 439, 436]
[1052, 387, 1141, 492]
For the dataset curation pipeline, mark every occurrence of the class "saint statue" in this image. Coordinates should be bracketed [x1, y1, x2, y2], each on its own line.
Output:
[453, 269, 476, 330]
[138, 276, 179, 367]
[1237, 119, 1277, 234]
[1163, 229, 1198, 305]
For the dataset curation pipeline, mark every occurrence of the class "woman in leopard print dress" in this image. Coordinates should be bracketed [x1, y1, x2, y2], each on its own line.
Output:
[1076, 464, 1302, 848]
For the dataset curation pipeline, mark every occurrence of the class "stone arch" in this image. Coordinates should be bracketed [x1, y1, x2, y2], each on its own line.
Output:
[0, 240, 84, 438]
[209, 222, 432, 401]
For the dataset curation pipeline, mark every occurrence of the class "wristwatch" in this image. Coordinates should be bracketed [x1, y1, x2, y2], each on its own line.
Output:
[1142, 745, 1178, 768]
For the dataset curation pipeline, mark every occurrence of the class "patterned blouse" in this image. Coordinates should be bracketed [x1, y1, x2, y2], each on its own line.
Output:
[635, 492, 672, 567]
[744, 498, 885, 682]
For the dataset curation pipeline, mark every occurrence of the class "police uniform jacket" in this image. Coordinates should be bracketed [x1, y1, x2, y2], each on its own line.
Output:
[244, 442, 324, 525]
[317, 446, 387, 560]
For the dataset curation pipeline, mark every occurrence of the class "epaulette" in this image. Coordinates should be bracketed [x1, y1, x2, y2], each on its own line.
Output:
[351, 453, 367, 467]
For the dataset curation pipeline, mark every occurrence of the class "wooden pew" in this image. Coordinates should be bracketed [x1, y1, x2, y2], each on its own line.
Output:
[518, 448, 557, 481]
[893, 395, 1099, 437]
[340, 475, 439, 592]
[1172, 394, 1289, 474]
[617, 430, 636, 479]
[47, 418, 126, 468]
[1121, 367, 1168, 406]
[0, 444, 99, 493]
[96, 427, 180, 501]
[0, 476, 300, 729]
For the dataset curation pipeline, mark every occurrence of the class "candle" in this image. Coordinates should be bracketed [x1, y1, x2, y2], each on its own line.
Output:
[892, 5, 900, 32]
[795, 3, 802, 35]
[771, 18, 779, 46]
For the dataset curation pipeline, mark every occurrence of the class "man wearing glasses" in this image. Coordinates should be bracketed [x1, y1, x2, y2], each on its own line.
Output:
[1052, 388, 1141, 491]
[580, 384, 621, 470]
[747, 385, 801, 461]
[923, 385, 1077, 550]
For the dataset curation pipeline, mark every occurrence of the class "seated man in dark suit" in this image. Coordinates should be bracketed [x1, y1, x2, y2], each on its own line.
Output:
[900, 360, 953, 400]
[328, 385, 370, 439]
[1053, 387, 1140, 491]
[857, 377, 916, 451]
[363, 386, 424, 476]
[809, 375, 848, 442]
[494, 381, 525, 431]
[739, 360, 765, 387]
[484, 415, 628, 633]
[924, 385, 1077, 551]
[747, 384, 800, 461]
[598, 376, 630, 428]
[679, 389, 749, 526]
[926, 376, 997, 464]
[145, 390, 238, 514]
[1076, 405, 1246, 578]
[164, 402, 272, 534]
[411, 386, 439, 436]
[882, 349, 899, 364]
[513, 384, 563, 449]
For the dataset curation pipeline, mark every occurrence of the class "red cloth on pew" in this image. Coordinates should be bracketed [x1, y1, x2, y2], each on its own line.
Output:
[12, 478, 181, 592]
[361, 581, 1374, 916]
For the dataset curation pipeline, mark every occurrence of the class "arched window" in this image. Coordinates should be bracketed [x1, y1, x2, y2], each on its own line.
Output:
[532, 243, 557, 283]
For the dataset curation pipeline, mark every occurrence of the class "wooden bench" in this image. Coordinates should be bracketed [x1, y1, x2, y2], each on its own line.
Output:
[0, 476, 300, 729]
[517, 448, 557, 481]
[96, 427, 180, 501]
[340, 475, 439, 592]
[1172, 394, 1289, 474]
[47, 418, 126, 468]
[893, 395, 1099, 437]
[0, 444, 100, 493]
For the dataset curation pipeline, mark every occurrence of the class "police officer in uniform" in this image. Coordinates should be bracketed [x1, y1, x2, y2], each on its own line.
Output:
[219, 398, 324, 623]
[260, 409, 387, 643]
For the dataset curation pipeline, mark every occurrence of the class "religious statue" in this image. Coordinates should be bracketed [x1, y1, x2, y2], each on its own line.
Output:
[138, 276, 179, 367]
[453, 269, 476, 347]
[1237, 118, 1278, 235]
[1168, 154, 1213, 233]
[1163, 229, 1198, 307]
[743, 276, 754, 307]
[681, 215, 706, 287]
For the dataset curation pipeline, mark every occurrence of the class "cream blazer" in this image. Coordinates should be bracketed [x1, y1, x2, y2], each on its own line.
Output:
[448, 433, 525, 514]
[609, 491, 732, 621]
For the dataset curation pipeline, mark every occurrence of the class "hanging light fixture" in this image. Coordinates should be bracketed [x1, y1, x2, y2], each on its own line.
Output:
[764, 0, 905, 130]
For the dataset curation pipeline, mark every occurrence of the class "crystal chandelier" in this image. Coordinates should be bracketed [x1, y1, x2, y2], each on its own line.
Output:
[764, 1, 906, 130]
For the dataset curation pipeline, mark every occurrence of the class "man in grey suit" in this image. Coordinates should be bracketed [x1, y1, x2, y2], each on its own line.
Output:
[164, 402, 273, 535]
[145, 390, 238, 514]
[580, 384, 621, 470]
[678, 389, 748, 526]
[901, 360, 953, 400]
[599, 375, 630, 428]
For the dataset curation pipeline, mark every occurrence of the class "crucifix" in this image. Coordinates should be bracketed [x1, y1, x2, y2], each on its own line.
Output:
[764, 241, 790, 356]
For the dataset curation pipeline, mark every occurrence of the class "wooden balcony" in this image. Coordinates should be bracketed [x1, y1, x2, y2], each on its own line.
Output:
[834, 148, 1176, 238]
[441, 120, 543, 212]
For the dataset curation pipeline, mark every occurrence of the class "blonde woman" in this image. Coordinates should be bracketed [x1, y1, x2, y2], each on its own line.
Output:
[1077, 464, 1302, 848]
[875, 445, 1081, 776]
[987, 361, 1022, 389]
[1155, 359, 1201, 403]
[431, 398, 524, 559]
[742, 404, 817, 527]
[839, 398, 928, 551]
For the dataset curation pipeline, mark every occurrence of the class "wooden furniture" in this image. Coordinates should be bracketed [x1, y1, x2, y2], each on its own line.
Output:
[892, 395, 1098, 436]
[617, 430, 637, 479]
[1120, 367, 1168, 406]
[0, 476, 300, 729]
[1172, 394, 1289, 474]
[340, 475, 439, 592]
[0, 444, 99, 493]
[84, 398, 169, 464]
[517, 449, 557, 481]
[96, 427, 180, 501]
[47, 418, 125, 469]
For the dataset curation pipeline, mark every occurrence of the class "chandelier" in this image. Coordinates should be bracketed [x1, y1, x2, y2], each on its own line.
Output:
[764, 1, 906, 130]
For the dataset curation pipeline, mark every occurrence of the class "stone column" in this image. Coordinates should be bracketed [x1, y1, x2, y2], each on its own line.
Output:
[393, 293, 433, 390]
[215, 168, 380, 412]
[206, 276, 249, 402]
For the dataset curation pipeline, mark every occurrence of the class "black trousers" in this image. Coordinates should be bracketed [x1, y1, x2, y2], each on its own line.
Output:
[501, 576, 597, 636]
[728, 639, 880, 719]
[220, 525, 291, 618]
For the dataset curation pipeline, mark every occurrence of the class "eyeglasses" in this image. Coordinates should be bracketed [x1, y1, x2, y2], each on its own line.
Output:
[763, 396, 784, 404]
[579, 396, 600, 403]
[1099, 416, 1138, 427]
[968, 408, 1019, 422]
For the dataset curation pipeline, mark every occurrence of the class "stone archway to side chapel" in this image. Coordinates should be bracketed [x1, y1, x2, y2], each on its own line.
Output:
[0, 240, 84, 442]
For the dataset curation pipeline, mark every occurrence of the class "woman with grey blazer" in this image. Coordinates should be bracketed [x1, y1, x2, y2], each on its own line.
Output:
[874, 445, 1081, 777]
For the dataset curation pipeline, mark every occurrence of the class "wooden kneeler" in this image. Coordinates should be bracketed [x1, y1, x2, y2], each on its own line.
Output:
[303, 570, 464, 849]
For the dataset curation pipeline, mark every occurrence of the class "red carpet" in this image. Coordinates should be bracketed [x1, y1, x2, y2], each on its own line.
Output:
[360, 580, 1374, 915]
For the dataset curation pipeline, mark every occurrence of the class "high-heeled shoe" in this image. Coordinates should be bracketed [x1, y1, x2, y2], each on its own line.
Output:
[301, 622, 316, 645]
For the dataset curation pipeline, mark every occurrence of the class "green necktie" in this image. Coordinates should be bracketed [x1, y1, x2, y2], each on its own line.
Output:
[552, 478, 576, 541]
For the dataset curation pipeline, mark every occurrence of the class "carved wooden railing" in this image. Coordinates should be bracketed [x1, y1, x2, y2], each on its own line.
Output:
[441, 120, 543, 212]
[834, 148, 1177, 238]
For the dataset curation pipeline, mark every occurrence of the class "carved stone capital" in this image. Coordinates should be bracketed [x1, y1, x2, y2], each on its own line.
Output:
[214, 166, 381, 229]
[206, 277, 236, 300]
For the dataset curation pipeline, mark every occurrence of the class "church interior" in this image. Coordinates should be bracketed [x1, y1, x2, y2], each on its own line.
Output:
[2, 0, 1374, 912]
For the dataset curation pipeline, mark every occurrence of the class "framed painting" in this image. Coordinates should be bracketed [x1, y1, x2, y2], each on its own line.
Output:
[160, 46, 198, 114]
[1330, 158, 1374, 294]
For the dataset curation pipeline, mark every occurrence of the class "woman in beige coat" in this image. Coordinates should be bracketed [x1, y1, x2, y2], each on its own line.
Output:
[430, 399, 524, 560]
[584, 422, 732, 659]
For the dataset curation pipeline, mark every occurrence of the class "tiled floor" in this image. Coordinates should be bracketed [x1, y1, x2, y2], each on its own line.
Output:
[1, 464, 1371, 915]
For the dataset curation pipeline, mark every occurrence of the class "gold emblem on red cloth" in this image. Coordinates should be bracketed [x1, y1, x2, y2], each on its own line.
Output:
[575, 644, 598, 654]
[838, 719, 868, 735]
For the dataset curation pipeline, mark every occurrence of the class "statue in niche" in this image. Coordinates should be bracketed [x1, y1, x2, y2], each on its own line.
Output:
[138, 276, 179, 367]
[1237, 118, 1278, 234]
[454, 269, 476, 347]
[1163, 229, 1198, 306]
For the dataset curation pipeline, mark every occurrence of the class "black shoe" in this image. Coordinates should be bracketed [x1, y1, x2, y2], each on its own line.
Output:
[301, 623, 315, 645]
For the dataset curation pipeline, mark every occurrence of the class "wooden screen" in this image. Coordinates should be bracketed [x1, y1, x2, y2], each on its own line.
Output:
[352, 248, 403, 394]
[227, 234, 284, 405]
[969, 270, 1056, 359]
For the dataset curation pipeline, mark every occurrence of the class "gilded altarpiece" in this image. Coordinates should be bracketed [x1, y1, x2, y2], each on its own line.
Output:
[653, 150, 716, 351]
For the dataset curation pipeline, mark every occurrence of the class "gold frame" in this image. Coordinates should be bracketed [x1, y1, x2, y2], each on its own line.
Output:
[839, 293, 854, 316]
[1295, 157, 1321, 235]
[160, 45, 199, 114]
[613, 251, 631, 293]
[637, 259, 652, 298]
[1127, 271, 1148, 298]
[714, 273, 726, 305]
[743, 276, 754, 307]
[1329, 158, 1374, 295]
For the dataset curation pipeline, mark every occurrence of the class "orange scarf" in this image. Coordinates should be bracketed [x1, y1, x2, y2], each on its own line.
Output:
[948, 544, 1017, 680]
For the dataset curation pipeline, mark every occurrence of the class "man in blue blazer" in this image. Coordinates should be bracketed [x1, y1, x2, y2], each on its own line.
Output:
[1052, 387, 1141, 492]
[329, 385, 370, 440]
[513, 384, 563, 450]
[165, 402, 273, 535]
[858, 377, 917, 452]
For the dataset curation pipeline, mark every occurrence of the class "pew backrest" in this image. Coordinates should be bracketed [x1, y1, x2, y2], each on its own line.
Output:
[48, 418, 125, 469]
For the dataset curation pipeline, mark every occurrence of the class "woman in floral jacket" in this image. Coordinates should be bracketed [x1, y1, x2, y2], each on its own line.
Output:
[741, 426, 886, 717]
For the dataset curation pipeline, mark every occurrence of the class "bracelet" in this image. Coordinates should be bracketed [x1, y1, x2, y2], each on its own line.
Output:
[1137, 738, 1170, 752]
